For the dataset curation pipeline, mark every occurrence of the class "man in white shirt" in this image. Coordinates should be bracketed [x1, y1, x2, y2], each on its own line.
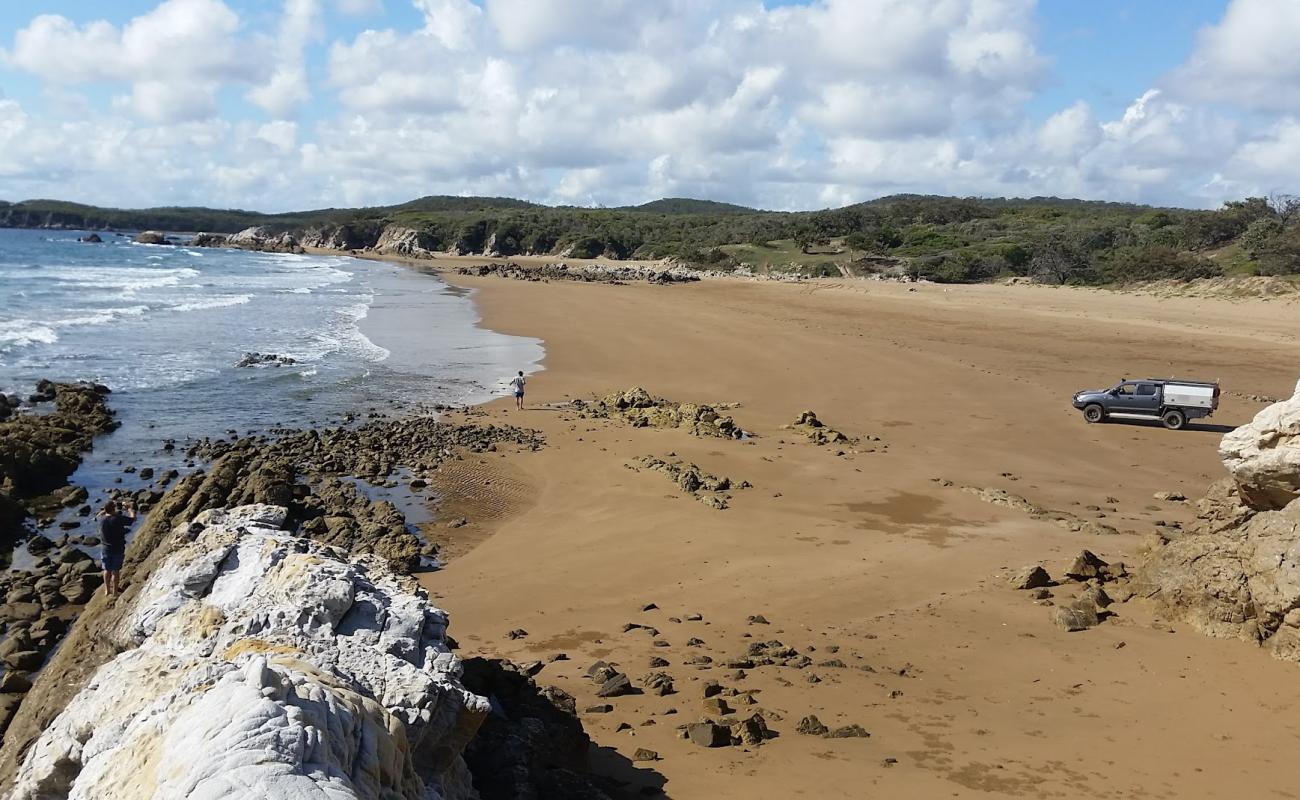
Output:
[509, 371, 526, 409]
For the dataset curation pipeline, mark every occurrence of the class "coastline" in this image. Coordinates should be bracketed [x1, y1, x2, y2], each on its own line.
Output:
[7, 243, 1299, 795]
[391, 258, 1300, 798]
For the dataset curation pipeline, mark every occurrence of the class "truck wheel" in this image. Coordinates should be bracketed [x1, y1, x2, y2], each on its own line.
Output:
[1083, 404, 1105, 423]
[1161, 409, 1186, 430]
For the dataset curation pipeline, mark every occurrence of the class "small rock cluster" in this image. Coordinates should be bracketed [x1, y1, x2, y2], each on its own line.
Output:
[783, 410, 852, 446]
[233, 352, 298, 368]
[1007, 550, 1130, 632]
[1, 381, 118, 563]
[627, 456, 749, 510]
[958, 484, 1120, 536]
[575, 387, 746, 439]
[180, 414, 543, 572]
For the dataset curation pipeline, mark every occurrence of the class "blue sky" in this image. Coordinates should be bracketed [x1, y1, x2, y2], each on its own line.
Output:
[1, 0, 1297, 211]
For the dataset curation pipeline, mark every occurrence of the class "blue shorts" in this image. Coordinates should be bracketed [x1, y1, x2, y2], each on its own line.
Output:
[514, 391, 524, 398]
[102, 548, 124, 572]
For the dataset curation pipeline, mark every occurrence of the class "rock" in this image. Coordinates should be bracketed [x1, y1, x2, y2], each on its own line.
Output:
[0, 603, 43, 623]
[1220, 379, 1300, 511]
[224, 226, 305, 254]
[189, 232, 228, 247]
[584, 704, 613, 714]
[458, 657, 609, 800]
[1, 650, 44, 672]
[1065, 550, 1109, 581]
[505, 628, 529, 640]
[729, 713, 771, 746]
[1052, 598, 1101, 632]
[687, 721, 731, 748]
[639, 672, 674, 696]
[827, 724, 870, 739]
[702, 697, 731, 715]
[6, 504, 493, 800]
[596, 673, 635, 698]
[632, 748, 659, 762]
[796, 715, 829, 736]
[80, 234, 103, 243]
[134, 230, 166, 245]
[1008, 565, 1052, 590]
[234, 352, 298, 368]
[0, 671, 32, 693]
[1154, 491, 1187, 502]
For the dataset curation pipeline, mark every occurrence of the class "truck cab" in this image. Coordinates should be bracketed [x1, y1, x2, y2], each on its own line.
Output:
[1072, 378, 1219, 430]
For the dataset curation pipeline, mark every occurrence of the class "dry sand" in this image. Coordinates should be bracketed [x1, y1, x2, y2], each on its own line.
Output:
[406, 267, 1300, 799]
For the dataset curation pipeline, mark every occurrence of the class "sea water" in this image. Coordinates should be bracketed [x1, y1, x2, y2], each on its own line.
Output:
[0, 228, 543, 517]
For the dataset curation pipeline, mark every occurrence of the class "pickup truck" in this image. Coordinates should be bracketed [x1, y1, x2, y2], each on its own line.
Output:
[1072, 378, 1219, 430]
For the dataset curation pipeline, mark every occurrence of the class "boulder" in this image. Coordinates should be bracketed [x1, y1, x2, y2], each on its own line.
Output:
[134, 231, 166, 245]
[80, 234, 103, 243]
[6, 505, 491, 800]
[1220, 379, 1300, 511]
[687, 721, 731, 747]
[1065, 550, 1108, 581]
[1008, 565, 1052, 590]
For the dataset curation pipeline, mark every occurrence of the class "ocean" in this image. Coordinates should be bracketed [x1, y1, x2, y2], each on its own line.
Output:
[0, 228, 543, 540]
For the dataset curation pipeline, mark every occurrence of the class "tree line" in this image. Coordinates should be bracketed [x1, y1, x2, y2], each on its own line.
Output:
[3, 192, 1297, 284]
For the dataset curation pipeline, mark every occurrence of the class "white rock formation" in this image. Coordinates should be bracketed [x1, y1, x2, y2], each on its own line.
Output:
[1220, 378, 1300, 510]
[8, 504, 488, 800]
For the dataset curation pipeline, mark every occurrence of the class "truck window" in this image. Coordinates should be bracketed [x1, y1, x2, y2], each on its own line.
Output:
[1116, 384, 1137, 395]
[1136, 384, 1157, 396]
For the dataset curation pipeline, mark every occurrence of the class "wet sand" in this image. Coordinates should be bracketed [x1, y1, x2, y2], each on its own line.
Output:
[411, 270, 1300, 798]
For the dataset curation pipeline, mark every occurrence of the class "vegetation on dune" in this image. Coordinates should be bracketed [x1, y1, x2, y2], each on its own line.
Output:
[3, 191, 1299, 285]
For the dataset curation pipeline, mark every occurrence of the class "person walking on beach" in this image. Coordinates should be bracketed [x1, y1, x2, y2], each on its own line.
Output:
[509, 370, 526, 410]
[97, 500, 134, 597]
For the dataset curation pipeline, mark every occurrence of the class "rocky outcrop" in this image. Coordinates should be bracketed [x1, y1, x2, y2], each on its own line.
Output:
[1138, 382, 1300, 661]
[783, 410, 852, 446]
[7, 504, 490, 799]
[575, 388, 745, 439]
[134, 231, 166, 245]
[221, 226, 305, 254]
[189, 232, 228, 247]
[375, 226, 442, 257]
[300, 222, 387, 252]
[1220, 378, 1300, 510]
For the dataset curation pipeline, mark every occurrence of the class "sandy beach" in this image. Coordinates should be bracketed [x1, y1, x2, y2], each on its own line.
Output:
[403, 267, 1300, 798]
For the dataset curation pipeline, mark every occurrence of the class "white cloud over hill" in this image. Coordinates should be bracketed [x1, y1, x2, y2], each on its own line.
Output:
[1, 0, 1299, 211]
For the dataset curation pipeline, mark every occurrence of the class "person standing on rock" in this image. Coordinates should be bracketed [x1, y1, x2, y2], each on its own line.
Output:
[509, 371, 527, 410]
[97, 500, 134, 597]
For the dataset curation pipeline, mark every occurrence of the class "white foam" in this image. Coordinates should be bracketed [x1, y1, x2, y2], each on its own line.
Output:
[0, 321, 59, 349]
[169, 295, 253, 313]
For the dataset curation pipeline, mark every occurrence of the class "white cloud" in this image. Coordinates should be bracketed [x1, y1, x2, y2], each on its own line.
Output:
[247, 0, 322, 117]
[1169, 0, 1300, 113]
[335, 0, 383, 15]
[3, 0, 1300, 212]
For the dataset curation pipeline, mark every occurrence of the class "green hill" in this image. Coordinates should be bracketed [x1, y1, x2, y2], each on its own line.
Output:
[2, 193, 1296, 284]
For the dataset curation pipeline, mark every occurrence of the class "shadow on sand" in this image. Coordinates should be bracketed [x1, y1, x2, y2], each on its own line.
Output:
[1101, 418, 1237, 434]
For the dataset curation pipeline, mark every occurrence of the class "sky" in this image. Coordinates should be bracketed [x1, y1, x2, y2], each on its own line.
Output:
[1, 0, 1298, 212]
